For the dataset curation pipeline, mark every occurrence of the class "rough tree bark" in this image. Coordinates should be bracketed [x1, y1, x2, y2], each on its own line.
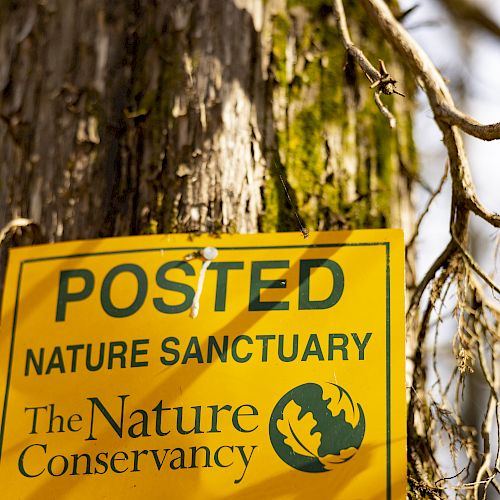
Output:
[0, 0, 417, 488]
[0, 0, 416, 265]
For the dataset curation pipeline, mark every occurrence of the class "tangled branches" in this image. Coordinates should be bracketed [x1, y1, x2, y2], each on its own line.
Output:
[333, 0, 500, 497]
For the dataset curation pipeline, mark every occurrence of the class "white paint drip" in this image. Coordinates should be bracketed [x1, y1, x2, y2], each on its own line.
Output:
[190, 247, 219, 318]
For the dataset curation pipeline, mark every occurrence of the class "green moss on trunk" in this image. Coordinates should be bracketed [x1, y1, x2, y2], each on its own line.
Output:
[264, 0, 416, 232]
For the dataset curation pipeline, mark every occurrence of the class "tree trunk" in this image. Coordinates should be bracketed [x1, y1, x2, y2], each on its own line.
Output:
[0, 0, 416, 245]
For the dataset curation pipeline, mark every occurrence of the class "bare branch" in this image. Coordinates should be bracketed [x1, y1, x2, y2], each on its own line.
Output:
[451, 228, 500, 296]
[332, 0, 401, 127]
[474, 333, 499, 499]
[359, 0, 500, 142]
[469, 274, 500, 318]
[332, 0, 380, 83]
[373, 92, 396, 128]
[357, 0, 500, 262]
[438, 107, 500, 142]
[465, 196, 500, 229]
[407, 239, 456, 316]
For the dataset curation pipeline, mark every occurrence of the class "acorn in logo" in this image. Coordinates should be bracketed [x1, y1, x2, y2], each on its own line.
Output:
[269, 382, 365, 472]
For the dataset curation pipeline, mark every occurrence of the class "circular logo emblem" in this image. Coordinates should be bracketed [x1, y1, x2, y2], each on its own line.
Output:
[269, 382, 365, 472]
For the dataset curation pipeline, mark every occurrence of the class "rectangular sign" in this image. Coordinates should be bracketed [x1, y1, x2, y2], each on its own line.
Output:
[0, 230, 405, 498]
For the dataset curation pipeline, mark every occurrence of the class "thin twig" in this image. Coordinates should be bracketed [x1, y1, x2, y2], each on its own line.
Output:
[407, 161, 449, 251]
[374, 92, 396, 128]
[332, 0, 401, 127]
[451, 228, 500, 296]
[407, 239, 456, 316]
[465, 195, 500, 228]
[332, 0, 380, 83]
[439, 107, 500, 142]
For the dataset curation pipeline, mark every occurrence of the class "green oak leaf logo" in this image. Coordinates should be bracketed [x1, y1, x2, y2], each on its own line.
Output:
[269, 382, 365, 472]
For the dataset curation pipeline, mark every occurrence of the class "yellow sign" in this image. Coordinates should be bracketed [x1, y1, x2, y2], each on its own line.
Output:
[0, 230, 405, 498]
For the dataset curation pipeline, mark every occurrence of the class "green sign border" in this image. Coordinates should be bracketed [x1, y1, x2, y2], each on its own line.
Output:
[0, 241, 392, 498]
